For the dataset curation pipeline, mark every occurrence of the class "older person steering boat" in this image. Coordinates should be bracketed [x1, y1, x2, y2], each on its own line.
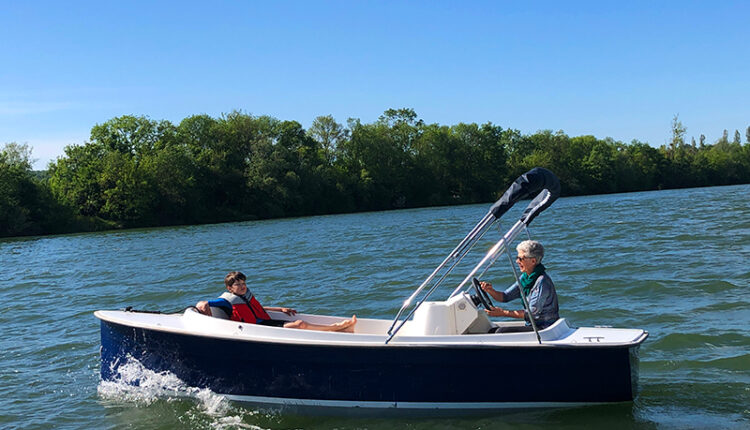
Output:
[480, 240, 559, 333]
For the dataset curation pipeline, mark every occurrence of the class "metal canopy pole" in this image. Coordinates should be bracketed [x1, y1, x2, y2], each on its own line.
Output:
[472, 223, 507, 280]
[449, 219, 525, 298]
[503, 228, 542, 344]
[386, 213, 496, 340]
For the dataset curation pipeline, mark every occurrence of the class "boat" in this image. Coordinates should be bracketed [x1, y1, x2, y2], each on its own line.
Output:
[95, 167, 648, 413]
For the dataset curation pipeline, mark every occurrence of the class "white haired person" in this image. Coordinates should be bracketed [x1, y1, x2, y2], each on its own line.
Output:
[480, 240, 559, 332]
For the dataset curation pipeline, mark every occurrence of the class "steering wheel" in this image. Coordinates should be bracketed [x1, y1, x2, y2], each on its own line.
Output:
[471, 277, 495, 309]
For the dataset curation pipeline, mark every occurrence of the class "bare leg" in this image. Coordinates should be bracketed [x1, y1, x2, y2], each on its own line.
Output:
[284, 315, 357, 332]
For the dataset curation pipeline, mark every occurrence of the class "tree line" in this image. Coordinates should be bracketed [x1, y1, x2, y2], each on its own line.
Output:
[2, 109, 749, 238]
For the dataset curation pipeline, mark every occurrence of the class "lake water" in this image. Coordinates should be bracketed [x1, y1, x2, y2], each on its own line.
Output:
[1, 184, 748, 429]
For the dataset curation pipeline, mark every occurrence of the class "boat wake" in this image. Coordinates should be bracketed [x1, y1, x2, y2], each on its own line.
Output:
[97, 355, 265, 429]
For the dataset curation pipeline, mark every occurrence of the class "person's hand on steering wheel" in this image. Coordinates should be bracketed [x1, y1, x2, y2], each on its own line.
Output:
[471, 277, 495, 309]
[479, 281, 496, 294]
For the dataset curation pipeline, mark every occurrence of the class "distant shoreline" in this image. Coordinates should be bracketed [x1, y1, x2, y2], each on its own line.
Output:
[3, 109, 749, 238]
[2, 183, 748, 242]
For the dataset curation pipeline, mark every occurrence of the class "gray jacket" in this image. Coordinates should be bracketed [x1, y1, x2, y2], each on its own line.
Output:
[502, 274, 559, 327]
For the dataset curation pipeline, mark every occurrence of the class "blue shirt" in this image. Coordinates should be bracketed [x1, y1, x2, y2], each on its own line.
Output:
[207, 291, 267, 321]
[502, 274, 559, 327]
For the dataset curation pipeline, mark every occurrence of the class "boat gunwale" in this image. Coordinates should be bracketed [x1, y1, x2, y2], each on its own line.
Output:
[95, 309, 648, 349]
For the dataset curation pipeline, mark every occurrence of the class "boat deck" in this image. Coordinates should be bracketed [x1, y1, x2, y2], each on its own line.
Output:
[94, 309, 648, 347]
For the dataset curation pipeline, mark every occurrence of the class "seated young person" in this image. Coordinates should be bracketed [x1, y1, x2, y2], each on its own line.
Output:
[195, 271, 356, 332]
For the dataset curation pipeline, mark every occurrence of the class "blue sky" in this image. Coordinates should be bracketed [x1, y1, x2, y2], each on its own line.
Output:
[2, 1, 749, 168]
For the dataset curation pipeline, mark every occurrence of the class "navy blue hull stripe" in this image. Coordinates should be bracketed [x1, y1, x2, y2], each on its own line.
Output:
[101, 320, 638, 404]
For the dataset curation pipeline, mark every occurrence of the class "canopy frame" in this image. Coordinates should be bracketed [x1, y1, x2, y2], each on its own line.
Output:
[385, 167, 560, 344]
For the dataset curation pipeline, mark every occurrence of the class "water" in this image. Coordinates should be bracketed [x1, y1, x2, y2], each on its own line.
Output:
[1, 184, 748, 429]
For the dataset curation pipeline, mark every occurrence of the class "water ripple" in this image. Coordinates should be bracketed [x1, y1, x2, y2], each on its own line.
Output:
[1, 184, 749, 428]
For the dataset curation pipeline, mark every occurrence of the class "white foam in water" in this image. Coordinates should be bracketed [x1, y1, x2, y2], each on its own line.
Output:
[97, 355, 264, 428]
[97, 355, 201, 404]
[211, 416, 265, 430]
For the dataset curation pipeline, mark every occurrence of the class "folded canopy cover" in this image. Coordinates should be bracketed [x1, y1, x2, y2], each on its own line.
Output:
[489, 167, 561, 225]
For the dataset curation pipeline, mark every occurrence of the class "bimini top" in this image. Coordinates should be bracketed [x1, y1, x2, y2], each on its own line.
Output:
[489, 167, 561, 224]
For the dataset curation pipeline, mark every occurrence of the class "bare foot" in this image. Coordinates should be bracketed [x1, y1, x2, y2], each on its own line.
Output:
[333, 315, 357, 332]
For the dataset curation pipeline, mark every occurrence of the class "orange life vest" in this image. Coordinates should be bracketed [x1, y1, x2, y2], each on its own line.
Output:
[218, 291, 271, 324]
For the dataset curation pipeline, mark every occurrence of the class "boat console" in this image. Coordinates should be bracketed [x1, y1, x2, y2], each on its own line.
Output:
[407, 293, 491, 335]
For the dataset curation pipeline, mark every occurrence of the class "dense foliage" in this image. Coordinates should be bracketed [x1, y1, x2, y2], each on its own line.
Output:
[2, 110, 749, 238]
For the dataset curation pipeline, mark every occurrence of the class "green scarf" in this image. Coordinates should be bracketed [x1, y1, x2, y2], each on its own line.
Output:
[519, 263, 546, 297]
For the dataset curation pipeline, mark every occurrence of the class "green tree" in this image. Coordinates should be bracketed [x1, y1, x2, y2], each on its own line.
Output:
[308, 115, 349, 163]
[454, 122, 511, 201]
[176, 114, 231, 221]
[669, 114, 686, 155]
[583, 138, 619, 193]
[339, 110, 423, 209]
[96, 151, 152, 224]
[49, 115, 183, 227]
[1, 143, 78, 237]
[12, 108, 750, 238]
[139, 145, 198, 225]
[0, 143, 35, 235]
[718, 129, 729, 145]
[90, 115, 176, 158]
[48, 143, 108, 217]
[623, 141, 665, 190]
